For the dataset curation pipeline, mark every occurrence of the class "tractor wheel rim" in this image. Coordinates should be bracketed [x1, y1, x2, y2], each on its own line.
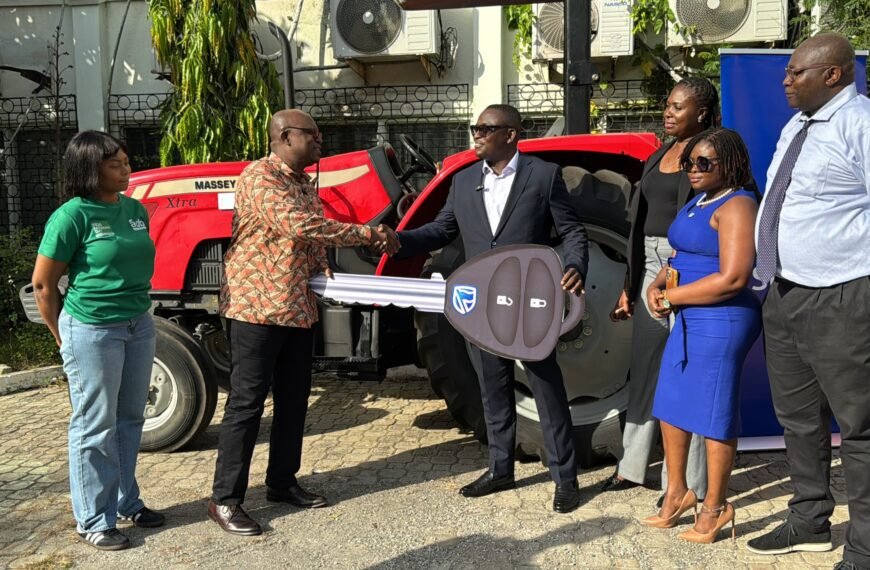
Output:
[143, 357, 180, 431]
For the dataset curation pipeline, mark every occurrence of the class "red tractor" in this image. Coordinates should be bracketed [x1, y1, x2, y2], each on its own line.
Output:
[79, 133, 657, 465]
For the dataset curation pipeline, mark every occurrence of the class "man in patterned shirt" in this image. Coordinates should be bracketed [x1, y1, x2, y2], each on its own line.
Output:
[208, 109, 398, 536]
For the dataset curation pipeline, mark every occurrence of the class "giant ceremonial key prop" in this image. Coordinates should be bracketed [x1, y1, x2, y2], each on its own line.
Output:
[310, 245, 585, 362]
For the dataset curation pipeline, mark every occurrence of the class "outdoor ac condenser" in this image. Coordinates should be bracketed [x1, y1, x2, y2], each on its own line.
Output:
[667, 0, 787, 46]
[533, 0, 635, 61]
[330, 0, 440, 61]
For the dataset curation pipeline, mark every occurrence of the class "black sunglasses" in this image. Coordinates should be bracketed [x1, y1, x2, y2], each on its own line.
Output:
[470, 124, 513, 137]
[681, 156, 720, 173]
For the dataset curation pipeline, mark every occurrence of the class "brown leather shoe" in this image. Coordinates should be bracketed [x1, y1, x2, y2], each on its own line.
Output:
[208, 500, 262, 536]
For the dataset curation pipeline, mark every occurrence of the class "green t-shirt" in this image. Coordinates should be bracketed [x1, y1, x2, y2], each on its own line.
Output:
[38, 195, 155, 324]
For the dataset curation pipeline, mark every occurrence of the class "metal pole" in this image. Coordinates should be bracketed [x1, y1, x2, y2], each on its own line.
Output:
[564, 0, 593, 134]
[267, 22, 295, 109]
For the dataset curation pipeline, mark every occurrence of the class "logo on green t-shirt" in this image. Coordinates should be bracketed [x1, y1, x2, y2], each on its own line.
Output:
[128, 218, 147, 231]
[91, 220, 114, 238]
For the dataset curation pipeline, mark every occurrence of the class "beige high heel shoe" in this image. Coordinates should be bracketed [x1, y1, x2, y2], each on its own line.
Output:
[678, 502, 736, 544]
[640, 489, 698, 529]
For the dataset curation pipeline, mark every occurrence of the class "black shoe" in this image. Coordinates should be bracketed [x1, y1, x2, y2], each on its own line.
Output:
[77, 528, 130, 551]
[459, 470, 516, 498]
[266, 484, 328, 508]
[833, 561, 870, 570]
[208, 500, 262, 536]
[553, 479, 581, 513]
[599, 472, 639, 492]
[746, 520, 832, 555]
[118, 506, 165, 528]
[656, 494, 665, 509]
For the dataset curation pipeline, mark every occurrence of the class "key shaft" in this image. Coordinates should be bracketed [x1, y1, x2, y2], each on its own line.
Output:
[310, 273, 446, 313]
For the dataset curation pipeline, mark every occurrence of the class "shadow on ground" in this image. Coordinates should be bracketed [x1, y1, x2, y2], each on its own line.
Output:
[364, 516, 630, 569]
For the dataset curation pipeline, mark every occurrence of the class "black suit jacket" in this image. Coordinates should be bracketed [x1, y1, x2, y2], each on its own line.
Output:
[398, 153, 589, 279]
[625, 141, 694, 300]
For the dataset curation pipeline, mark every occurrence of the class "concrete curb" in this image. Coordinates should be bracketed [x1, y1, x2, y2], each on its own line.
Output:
[0, 365, 66, 396]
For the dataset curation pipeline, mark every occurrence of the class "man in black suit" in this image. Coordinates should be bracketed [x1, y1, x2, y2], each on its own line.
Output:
[395, 104, 588, 513]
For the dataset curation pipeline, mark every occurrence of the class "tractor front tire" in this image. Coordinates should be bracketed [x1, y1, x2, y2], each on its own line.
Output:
[140, 317, 218, 452]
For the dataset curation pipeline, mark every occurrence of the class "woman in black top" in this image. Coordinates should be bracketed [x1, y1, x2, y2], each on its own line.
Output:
[600, 77, 720, 498]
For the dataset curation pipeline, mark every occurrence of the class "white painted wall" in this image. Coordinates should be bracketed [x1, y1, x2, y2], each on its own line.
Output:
[0, 3, 76, 97]
[105, 1, 166, 95]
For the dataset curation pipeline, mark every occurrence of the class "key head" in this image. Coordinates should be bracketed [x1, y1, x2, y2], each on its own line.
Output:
[444, 245, 585, 362]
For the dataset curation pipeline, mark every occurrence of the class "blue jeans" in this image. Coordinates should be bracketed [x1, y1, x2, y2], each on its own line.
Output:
[59, 309, 155, 532]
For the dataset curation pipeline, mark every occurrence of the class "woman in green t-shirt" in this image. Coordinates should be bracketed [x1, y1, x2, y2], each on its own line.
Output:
[32, 131, 162, 551]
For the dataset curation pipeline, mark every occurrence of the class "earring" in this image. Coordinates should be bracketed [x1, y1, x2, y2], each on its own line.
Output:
[697, 117, 704, 123]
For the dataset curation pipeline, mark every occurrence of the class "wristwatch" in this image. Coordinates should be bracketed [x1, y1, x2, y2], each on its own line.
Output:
[661, 290, 672, 310]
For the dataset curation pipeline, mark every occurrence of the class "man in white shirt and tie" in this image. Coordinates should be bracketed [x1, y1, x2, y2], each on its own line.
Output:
[747, 34, 870, 570]
[395, 104, 589, 513]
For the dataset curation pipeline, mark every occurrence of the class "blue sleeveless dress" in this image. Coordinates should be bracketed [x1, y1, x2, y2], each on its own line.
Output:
[651, 189, 762, 440]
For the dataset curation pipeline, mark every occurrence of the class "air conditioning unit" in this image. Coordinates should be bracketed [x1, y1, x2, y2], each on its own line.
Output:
[330, 0, 440, 61]
[533, 0, 634, 61]
[667, 0, 787, 46]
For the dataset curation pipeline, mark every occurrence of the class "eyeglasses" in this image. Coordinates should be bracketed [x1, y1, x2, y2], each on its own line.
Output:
[282, 126, 321, 138]
[681, 156, 720, 173]
[470, 124, 513, 137]
[784, 63, 836, 81]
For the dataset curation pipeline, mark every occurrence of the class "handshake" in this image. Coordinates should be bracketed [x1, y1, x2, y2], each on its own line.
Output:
[370, 224, 400, 256]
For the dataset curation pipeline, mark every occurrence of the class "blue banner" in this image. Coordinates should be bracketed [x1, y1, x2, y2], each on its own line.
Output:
[720, 50, 868, 440]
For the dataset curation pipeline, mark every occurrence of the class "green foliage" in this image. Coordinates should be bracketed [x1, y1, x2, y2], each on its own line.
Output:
[688, 44, 730, 81]
[0, 324, 61, 372]
[813, 0, 870, 48]
[148, 0, 284, 165]
[631, 0, 677, 35]
[504, 5, 535, 68]
[0, 230, 61, 371]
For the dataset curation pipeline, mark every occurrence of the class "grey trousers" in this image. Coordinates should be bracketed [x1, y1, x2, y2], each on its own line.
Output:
[616, 236, 707, 496]
[764, 276, 870, 568]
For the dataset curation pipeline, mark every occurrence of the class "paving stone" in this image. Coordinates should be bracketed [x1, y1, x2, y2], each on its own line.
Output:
[0, 374, 854, 569]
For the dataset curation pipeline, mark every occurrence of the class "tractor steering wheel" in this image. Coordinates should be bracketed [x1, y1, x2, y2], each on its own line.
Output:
[398, 134, 438, 184]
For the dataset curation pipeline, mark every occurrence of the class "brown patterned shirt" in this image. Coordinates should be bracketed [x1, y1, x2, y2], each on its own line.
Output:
[220, 153, 372, 327]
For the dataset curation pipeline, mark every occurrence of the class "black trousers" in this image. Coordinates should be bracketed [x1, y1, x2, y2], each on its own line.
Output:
[468, 345, 577, 484]
[212, 319, 314, 505]
[763, 276, 870, 567]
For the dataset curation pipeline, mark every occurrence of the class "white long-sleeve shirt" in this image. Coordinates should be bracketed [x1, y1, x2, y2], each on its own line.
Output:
[757, 83, 870, 287]
[481, 152, 520, 235]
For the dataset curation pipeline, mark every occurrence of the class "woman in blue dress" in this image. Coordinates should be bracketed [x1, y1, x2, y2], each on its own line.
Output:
[640, 128, 762, 543]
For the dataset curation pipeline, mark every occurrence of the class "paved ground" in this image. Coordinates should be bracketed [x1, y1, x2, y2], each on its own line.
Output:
[1, 367, 850, 569]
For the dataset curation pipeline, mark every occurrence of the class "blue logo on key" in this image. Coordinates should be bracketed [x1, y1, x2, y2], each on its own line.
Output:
[452, 285, 477, 315]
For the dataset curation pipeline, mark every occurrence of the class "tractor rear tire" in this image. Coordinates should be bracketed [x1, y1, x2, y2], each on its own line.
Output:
[140, 317, 218, 452]
[415, 240, 487, 442]
[413, 222, 630, 468]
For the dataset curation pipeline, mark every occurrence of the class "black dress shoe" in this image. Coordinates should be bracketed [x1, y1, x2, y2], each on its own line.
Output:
[553, 479, 582, 513]
[208, 500, 262, 536]
[459, 470, 516, 498]
[118, 506, 165, 528]
[599, 473, 639, 492]
[266, 484, 328, 508]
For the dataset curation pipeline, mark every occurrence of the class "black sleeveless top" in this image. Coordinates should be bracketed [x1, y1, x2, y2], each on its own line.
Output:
[641, 167, 683, 237]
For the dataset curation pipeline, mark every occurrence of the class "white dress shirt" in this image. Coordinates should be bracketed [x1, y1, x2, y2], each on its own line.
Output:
[481, 152, 520, 235]
[757, 83, 870, 287]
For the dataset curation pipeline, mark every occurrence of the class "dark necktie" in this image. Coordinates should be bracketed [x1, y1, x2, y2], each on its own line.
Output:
[756, 120, 813, 283]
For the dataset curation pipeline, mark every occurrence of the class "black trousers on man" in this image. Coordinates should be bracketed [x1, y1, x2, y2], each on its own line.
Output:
[468, 346, 577, 484]
[763, 276, 870, 568]
[212, 319, 314, 505]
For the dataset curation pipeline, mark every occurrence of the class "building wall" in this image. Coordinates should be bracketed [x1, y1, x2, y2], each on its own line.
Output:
[0, 0, 666, 178]
[1, 0, 607, 127]
[0, 2, 77, 96]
